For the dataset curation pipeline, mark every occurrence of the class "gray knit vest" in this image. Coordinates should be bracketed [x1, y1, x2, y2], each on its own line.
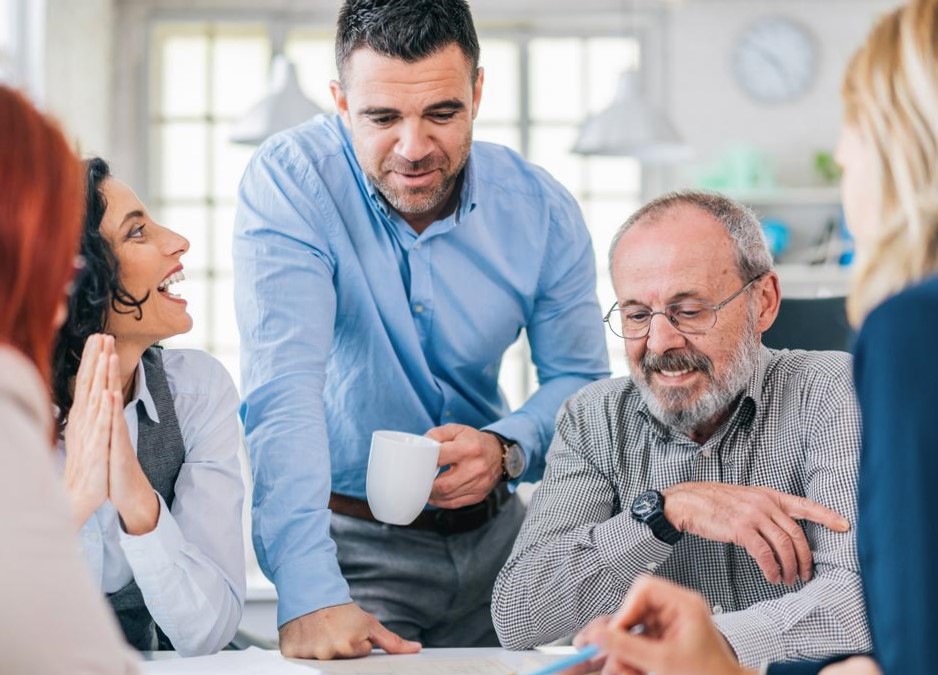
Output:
[106, 347, 186, 651]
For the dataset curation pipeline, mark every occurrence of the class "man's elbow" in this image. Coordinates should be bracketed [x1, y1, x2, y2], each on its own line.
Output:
[491, 574, 541, 651]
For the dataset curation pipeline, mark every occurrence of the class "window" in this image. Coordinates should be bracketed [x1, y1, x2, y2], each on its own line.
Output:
[150, 23, 641, 402]
[148, 17, 647, 597]
[0, 1, 11, 82]
[0, 0, 24, 85]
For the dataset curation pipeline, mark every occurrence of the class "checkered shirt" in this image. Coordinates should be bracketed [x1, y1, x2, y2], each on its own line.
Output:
[492, 347, 872, 667]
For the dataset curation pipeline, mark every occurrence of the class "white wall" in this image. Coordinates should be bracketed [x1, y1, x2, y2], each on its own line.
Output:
[665, 0, 900, 187]
[44, 0, 114, 158]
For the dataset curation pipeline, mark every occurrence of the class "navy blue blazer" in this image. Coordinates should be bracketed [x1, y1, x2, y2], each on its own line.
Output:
[769, 274, 938, 675]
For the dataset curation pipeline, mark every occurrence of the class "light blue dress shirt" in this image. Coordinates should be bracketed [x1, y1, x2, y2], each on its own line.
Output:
[57, 349, 246, 656]
[234, 114, 610, 627]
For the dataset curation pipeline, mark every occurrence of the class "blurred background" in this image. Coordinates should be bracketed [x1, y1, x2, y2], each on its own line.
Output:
[0, 0, 899, 639]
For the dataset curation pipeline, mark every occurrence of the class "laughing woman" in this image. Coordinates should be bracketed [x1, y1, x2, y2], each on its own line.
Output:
[52, 157, 245, 656]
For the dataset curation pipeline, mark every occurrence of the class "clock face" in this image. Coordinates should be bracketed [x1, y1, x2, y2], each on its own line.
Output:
[732, 16, 817, 104]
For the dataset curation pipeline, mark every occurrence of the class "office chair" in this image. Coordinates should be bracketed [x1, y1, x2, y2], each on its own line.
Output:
[762, 296, 854, 352]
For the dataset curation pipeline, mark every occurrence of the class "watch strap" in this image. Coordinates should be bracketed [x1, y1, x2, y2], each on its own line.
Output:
[631, 490, 684, 545]
[643, 509, 684, 545]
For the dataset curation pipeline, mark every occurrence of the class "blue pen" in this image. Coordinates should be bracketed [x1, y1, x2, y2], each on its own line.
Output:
[523, 644, 601, 675]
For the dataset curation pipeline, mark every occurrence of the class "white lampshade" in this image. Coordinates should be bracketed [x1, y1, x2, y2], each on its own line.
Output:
[572, 70, 692, 164]
[229, 54, 324, 145]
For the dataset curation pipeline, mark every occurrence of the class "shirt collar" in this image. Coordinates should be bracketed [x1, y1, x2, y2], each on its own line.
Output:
[127, 357, 160, 424]
[636, 344, 773, 441]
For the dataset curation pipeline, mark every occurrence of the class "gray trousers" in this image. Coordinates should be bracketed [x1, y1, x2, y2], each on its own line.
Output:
[330, 494, 525, 647]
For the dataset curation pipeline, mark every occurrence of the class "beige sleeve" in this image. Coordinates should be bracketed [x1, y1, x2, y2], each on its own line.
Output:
[0, 349, 139, 675]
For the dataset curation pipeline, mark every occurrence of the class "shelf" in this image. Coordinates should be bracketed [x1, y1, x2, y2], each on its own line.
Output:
[724, 187, 841, 206]
[775, 263, 851, 298]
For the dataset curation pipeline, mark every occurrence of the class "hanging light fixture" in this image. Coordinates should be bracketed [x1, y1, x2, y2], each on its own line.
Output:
[572, 69, 691, 163]
[230, 23, 324, 145]
[572, 1, 691, 163]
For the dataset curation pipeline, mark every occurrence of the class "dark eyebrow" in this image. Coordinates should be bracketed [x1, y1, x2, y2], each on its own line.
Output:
[359, 106, 400, 117]
[424, 99, 465, 113]
[120, 210, 146, 229]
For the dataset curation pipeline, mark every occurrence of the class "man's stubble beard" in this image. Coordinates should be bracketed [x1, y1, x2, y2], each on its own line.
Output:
[366, 132, 472, 218]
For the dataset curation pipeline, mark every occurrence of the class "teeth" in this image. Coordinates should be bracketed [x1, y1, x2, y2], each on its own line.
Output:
[158, 270, 185, 292]
[660, 368, 691, 377]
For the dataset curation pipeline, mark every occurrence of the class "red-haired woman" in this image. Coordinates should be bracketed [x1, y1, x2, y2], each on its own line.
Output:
[0, 85, 138, 674]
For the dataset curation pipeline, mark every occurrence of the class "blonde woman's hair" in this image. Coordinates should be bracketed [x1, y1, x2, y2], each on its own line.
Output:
[844, 0, 938, 325]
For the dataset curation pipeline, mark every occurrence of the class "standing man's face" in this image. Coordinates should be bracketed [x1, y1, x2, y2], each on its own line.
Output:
[331, 44, 484, 232]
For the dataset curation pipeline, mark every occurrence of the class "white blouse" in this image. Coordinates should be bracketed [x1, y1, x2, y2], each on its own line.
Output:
[58, 348, 246, 656]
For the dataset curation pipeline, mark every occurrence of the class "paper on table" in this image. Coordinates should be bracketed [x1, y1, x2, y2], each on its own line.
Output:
[141, 647, 321, 674]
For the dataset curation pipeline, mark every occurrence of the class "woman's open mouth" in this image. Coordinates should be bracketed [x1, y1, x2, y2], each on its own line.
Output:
[157, 269, 186, 303]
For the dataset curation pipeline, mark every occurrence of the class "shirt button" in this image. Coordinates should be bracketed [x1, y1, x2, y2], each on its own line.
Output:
[645, 562, 658, 571]
[413, 304, 424, 313]
[712, 605, 723, 614]
[444, 410, 453, 417]
[702, 449, 712, 458]
[413, 242, 422, 251]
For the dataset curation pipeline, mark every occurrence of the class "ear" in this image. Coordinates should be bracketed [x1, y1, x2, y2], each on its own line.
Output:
[330, 79, 351, 127]
[471, 66, 484, 120]
[755, 271, 782, 334]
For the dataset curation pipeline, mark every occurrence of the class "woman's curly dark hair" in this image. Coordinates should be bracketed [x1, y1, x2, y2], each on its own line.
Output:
[52, 157, 149, 430]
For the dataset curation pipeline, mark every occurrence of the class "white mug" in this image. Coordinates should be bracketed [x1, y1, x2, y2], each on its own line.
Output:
[366, 430, 441, 525]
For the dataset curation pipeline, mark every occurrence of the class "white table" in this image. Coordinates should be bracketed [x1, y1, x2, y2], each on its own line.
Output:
[312, 647, 561, 673]
[144, 646, 570, 674]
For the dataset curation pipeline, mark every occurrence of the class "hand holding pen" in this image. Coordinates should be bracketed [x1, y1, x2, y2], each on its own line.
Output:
[561, 575, 756, 675]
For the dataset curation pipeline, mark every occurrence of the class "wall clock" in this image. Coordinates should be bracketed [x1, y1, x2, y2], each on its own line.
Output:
[732, 16, 818, 104]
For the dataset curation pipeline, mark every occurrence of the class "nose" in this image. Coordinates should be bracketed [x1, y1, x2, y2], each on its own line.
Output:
[395, 118, 434, 163]
[159, 223, 189, 257]
[644, 313, 687, 355]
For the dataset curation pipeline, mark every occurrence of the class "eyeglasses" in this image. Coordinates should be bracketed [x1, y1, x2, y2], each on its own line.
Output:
[603, 274, 765, 340]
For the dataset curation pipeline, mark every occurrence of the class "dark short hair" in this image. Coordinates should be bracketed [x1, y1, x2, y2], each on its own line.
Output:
[335, 0, 480, 82]
[51, 157, 148, 430]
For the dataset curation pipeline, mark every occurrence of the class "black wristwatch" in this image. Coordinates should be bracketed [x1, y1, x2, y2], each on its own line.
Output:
[484, 431, 526, 481]
[631, 489, 684, 545]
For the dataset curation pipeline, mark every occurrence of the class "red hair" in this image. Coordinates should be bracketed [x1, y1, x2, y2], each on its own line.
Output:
[0, 86, 83, 383]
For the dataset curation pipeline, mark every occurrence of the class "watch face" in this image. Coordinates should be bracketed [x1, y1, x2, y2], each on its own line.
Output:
[632, 490, 661, 518]
[505, 444, 525, 479]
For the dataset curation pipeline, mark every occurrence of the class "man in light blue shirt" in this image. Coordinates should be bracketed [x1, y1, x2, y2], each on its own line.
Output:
[234, 0, 609, 660]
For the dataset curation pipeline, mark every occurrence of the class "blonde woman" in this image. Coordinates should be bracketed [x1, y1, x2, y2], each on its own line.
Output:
[560, 1, 938, 674]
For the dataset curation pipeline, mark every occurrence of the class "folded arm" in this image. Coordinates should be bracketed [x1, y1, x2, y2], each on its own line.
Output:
[492, 396, 673, 649]
[713, 369, 872, 666]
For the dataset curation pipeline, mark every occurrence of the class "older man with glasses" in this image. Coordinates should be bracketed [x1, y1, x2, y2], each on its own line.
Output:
[492, 191, 871, 668]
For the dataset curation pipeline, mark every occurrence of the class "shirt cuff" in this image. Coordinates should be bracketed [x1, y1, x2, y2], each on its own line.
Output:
[484, 413, 540, 480]
[118, 492, 186, 577]
[593, 513, 673, 581]
[272, 552, 352, 628]
[713, 607, 787, 668]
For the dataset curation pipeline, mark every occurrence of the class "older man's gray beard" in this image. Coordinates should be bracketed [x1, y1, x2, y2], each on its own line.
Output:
[633, 309, 761, 438]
